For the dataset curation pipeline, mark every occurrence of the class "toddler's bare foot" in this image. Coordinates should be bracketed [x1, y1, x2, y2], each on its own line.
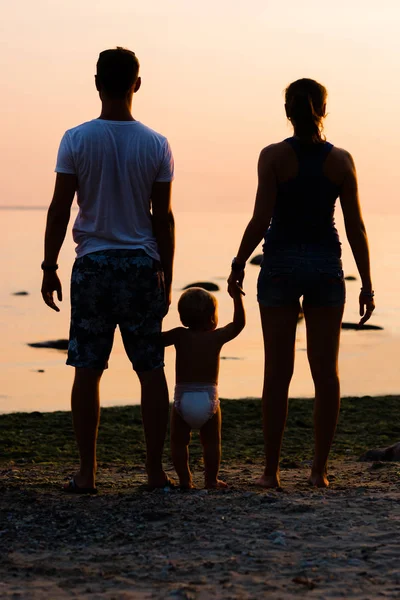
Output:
[308, 472, 329, 488]
[255, 473, 281, 489]
[205, 479, 228, 489]
[179, 479, 196, 490]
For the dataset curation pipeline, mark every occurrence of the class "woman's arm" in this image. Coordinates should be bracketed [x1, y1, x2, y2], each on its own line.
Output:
[228, 146, 277, 291]
[339, 151, 375, 325]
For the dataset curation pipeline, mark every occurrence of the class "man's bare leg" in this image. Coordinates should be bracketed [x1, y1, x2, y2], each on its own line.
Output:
[171, 406, 194, 489]
[138, 367, 170, 488]
[200, 407, 227, 489]
[70, 367, 103, 489]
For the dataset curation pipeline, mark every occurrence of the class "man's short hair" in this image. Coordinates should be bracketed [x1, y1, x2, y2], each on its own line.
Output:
[96, 47, 140, 98]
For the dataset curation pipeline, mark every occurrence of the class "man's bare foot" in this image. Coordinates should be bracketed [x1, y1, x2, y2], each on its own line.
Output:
[308, 472, 329, 488]
[255, 473, 281, 489]
[205, 479, 228, 489]
[68, 472, 95, 490]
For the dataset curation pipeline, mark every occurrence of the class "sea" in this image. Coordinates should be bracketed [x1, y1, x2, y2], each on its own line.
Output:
[0, 207, 399, 413]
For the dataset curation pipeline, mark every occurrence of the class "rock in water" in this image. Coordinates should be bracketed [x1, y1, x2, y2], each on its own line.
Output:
[341, 322, 383, 331]
[344, 275, 357, 281]
[250, 254, 263, 266]
[182, 282, 220, 292]
[13, 291, 29, 296]
[28, 339, 69, 350]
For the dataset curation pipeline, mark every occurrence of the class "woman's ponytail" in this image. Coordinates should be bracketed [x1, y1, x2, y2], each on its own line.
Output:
[285, 79, 327, 143]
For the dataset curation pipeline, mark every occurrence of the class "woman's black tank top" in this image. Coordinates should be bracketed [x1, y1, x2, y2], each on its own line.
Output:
[265, 137, 341, 250]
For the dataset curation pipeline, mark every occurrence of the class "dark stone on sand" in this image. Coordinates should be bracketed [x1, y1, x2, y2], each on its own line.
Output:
[359, 441, 400, 462]
[344, 275, 357, 281]
[182, 282, 220, 292]
[341, 322, 383, 331]
[250, 254, 263, 266]
[13, 291, 29, 296]
[28, 339, 69, 350]
[36, 369, 45, 373]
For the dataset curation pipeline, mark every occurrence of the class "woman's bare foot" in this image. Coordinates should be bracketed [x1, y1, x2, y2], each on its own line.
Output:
[205, 479, 228, 489]
[255, 473, 281, 489]
[308, 472, 329, 488]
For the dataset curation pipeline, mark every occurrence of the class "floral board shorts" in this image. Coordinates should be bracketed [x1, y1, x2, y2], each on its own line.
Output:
[257, 246, 346, 308]
[67, 249, 167, 372]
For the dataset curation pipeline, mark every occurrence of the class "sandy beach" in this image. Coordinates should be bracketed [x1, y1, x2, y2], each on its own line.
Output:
[1, 460, 400, 599]
[1, 397, 400, 599]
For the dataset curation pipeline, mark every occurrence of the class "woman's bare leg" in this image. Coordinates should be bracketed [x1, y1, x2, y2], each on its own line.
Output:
[257, 304, 300, 488]
[200, 407, 227, 489]
[170, 406, 194, 489]
[303, 304, 344, 488]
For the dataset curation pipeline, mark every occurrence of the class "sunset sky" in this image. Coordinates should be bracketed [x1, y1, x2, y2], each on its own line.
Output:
[1, 0, 399, 213]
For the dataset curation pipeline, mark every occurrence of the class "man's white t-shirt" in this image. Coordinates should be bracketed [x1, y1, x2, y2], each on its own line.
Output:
[55, 119, 174, 260]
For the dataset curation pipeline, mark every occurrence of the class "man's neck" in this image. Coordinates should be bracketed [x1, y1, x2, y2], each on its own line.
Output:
[99, 99, 134, 122]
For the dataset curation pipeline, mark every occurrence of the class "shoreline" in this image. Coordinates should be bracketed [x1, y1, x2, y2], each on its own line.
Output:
[1, 395, 400, 467]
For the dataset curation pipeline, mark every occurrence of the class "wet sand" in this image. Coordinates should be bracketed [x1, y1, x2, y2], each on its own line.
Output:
[1, 459, 400, 599]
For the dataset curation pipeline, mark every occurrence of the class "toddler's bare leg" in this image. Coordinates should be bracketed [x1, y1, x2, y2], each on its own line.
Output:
[171, 406, 194, 489]
[200, 407, 227, 489]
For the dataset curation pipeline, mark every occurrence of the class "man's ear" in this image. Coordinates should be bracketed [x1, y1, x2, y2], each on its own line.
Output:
[95, 75, 100, 92]
[134, 76, 141, 93]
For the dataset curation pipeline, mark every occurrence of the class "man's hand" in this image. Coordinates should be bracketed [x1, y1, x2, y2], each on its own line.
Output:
[41, 271, 63, 312]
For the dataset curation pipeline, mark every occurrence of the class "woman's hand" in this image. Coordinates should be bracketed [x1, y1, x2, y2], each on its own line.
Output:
[358, 290, 375, 327]
[227, 269, 245, 298]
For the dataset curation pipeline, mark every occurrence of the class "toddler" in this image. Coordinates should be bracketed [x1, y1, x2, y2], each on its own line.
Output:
[163, 284, 245, 489]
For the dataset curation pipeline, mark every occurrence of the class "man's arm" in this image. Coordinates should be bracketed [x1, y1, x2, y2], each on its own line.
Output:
[41, 173, 77, 311]
[151, 181, 175, 309]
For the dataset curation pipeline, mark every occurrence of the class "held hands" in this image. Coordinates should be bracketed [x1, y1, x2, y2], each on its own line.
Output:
[41, 271, 62, 312]
[227, 269, 245, 298]
[358, 290, 375, 327]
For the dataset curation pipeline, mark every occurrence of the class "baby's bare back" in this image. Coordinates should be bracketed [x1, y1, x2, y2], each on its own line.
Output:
[174, 328, 223, 384]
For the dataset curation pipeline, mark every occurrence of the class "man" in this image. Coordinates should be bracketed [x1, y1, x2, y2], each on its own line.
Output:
[41, 47, 175, 493]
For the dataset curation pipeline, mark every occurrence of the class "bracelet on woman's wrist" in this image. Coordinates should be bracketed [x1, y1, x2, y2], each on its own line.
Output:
[231, 257, 246, 272]
[360, 288, 374, 298]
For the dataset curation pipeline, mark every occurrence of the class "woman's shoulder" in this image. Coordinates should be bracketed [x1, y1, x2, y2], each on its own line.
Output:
[327, 144, 356, 174]
[258, 141, 293, 167]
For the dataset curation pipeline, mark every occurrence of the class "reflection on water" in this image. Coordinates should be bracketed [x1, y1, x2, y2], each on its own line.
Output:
[0, 208, 399, 413]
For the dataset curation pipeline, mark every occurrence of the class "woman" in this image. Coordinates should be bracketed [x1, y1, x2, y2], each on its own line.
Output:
[228, 78, 375, 488]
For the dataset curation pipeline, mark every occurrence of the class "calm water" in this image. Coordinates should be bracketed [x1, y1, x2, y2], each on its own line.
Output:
[0, 208, 399, 413]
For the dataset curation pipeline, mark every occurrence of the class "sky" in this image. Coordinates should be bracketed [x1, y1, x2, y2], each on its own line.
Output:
[1, 0, 400, 213]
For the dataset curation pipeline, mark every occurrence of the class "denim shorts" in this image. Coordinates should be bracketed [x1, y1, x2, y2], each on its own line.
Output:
[67, 249, 167, 372]
[257, 248, 346, 308]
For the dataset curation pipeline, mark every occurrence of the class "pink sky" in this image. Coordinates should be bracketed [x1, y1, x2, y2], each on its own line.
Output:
[1, 0, 399, 213]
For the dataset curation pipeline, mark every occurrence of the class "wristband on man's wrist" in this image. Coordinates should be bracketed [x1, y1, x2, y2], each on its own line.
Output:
[41, 261, 59, 272]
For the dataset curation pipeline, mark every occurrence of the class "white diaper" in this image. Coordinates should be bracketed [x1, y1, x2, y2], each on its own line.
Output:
[174, 383, 219, 429]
